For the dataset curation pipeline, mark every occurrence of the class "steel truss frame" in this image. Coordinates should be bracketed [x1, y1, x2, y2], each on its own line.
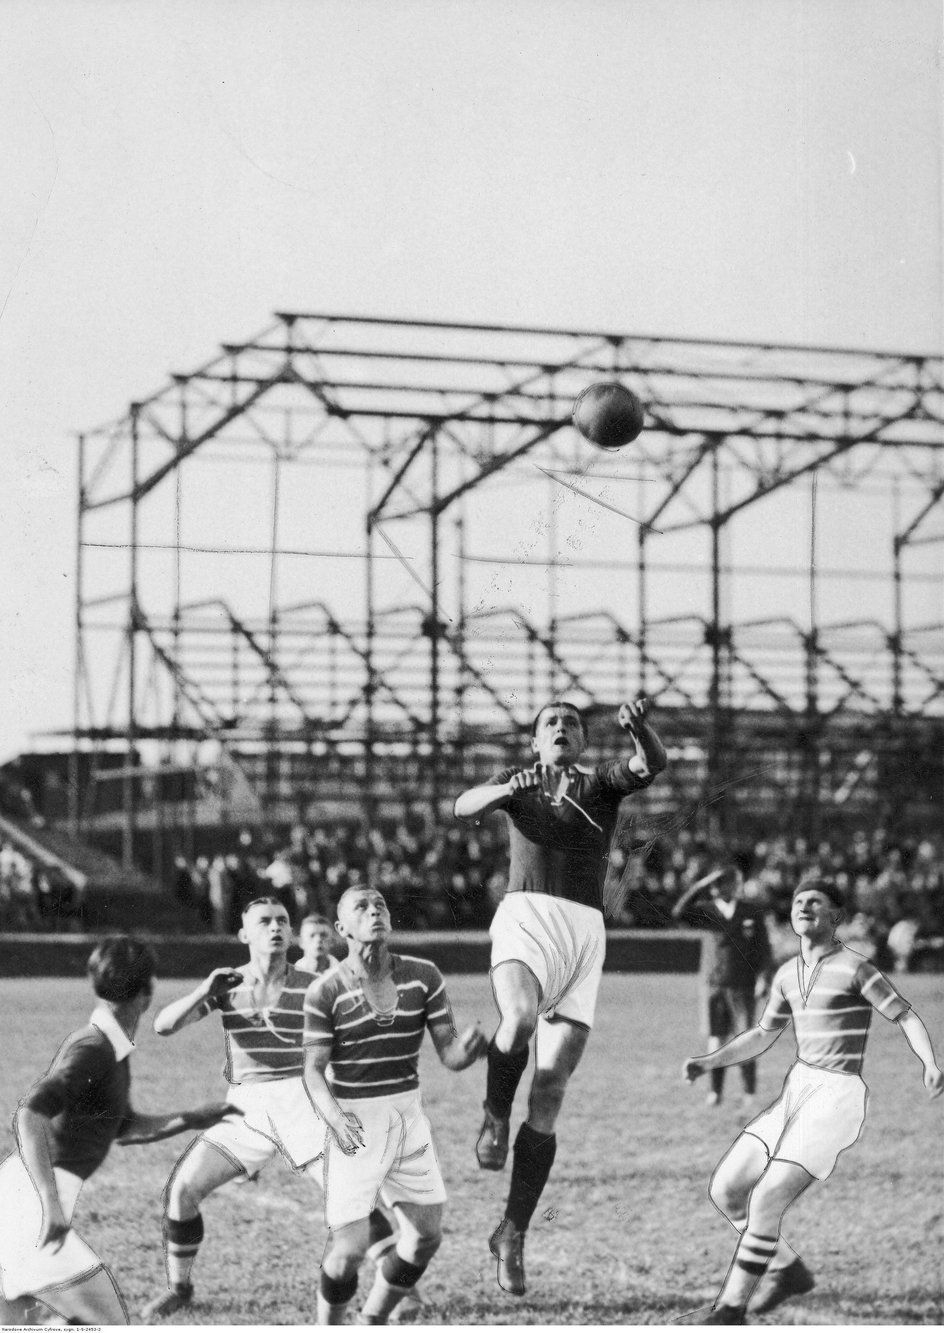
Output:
[71, 314, 944, 871]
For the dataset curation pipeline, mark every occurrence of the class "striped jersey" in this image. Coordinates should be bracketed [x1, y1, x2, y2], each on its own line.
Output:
[760, 944, 910, 1075]
[303, 954, 453, 1100]
[206, 963, 322, 1085]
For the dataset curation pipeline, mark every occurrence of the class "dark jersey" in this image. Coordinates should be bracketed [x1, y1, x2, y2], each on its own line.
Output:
[489, 760, 654, 913]
[683, 898, 772, 989]
[21, 1025, 133, 1180]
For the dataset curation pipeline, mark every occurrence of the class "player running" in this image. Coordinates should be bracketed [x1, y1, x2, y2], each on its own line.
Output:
[0, 936, 233, 1326]
[303, 885, 487, 1326]
[140, 896, 394, 1321]
[672, 865, 773, 1110]
[680, 875, 943, 1325]
[453, 696, 667, 1295]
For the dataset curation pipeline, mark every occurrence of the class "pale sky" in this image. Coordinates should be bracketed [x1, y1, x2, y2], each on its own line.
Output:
[1, 0, 941, 762]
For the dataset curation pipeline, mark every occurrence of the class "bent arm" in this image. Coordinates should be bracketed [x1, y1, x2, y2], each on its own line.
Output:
[303, 1048, 364, 1151]
[428, 1017, 487, 1071]
[624, 718, 668, 779]
[454, 780, 514, 822]
[685, 1023, 783, 1080]
[15, 1106, 68, 1246]
[153, 968, 241, 1035]
[897, 1010, 944, 1098]
[117, 1102, 237, 1145]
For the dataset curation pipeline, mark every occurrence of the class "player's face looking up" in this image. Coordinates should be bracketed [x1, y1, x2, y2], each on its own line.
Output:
[791, 889, 841, 941]
[239, 901, 292, 954]
[336, 888, 391, 943]
[530, 704, 586, 768]
[299, 921, 332, 957]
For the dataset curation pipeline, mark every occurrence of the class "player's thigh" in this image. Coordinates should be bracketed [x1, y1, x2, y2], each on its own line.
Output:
[166, 1135, 247, 1208]
[490, 960, 541, 1023]
[323, 1217, 372, 1273]
[709, 1131, 770, 1212]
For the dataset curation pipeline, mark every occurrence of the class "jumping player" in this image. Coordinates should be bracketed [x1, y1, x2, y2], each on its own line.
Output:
[681, 876, 943, 1324]
[303, 885, 487, 1325]
[0, 936, 233, 1326]
[672, 865, 773, 1110]
[140, 896, 393, 1321]
[453, 696, 667, 1295]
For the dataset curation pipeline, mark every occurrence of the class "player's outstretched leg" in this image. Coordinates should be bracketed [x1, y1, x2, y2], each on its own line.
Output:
[317, 1217, 370, 1325]
[708, 1135, 814, 1316]
[141, 1140, 241, 1320]
[360, 1202, 441, 1325]
[477, 963, 538, 1171]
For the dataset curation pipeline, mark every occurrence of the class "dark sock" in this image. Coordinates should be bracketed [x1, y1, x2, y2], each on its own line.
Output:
[505, 1122, 557, 1231]
[485, 1039, 529, 1120]
[711, 1066, 725, 1097]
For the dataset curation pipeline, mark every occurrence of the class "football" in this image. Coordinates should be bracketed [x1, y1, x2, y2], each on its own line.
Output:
[572, 381, 645, 450]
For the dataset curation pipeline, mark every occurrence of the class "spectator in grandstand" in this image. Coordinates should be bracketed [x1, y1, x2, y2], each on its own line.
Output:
[672, 864, 773, 1111]
[680, 876, 943, 1325]
[0, 936, 233, 1326]
[302, 884, 486, 1325]
[453, 696, 666, 1296]
[140, 896, 396, 1320]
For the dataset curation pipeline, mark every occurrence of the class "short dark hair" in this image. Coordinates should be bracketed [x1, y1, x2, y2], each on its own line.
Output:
[241, 895, 289, 919]
[530, 700, 588, 739]
[792, 875, 845, 911]
[87, 936, 157, 1003]
[300, 913, 332, 930]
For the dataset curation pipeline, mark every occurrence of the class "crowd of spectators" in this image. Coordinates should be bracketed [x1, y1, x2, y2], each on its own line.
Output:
[168, 816, 944, 974]
[0, 842, 85, 933]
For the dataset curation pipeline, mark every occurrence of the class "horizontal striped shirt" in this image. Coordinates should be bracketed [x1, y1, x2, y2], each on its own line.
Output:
[208, 963, 325, 1085]
[760, 944, 910, 1075]
[303, 955, 452, 1100]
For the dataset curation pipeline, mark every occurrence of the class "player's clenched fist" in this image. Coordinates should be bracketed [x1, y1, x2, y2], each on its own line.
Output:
[202, 968, 244, 999]
[618, 695, 649, 731]
[507, 768, 542, 793]
[683, 1058, 705, 1084]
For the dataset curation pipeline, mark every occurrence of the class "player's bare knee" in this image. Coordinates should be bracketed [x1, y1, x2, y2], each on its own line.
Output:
[496, 1004, 537, 1053]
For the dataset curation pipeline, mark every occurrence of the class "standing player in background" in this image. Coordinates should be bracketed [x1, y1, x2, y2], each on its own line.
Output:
[303, 885, 487, 1326]
[454, 697, 667, 1296]
[298, 911, 341, 975]
[680, 876, 943, 1325]
[0, 937, 233, 1327]
[672, 865, 773, 1110]
[140, 897, 394, 1321]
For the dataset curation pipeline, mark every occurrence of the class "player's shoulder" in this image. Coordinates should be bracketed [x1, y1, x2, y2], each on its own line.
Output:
[770, 958, 794, 990]
[393, 953, 444, 985]
[52, 1023, 115, 1076]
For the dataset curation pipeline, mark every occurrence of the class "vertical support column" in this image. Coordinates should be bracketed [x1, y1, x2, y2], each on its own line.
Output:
[705, 439, 727, 841]
[454, 503, 467, 788]
[547, 470, 559, 699]
[265, 446, 282, 819]
[801, 472, 821, 843]
[364, 452, 378, 834]
[428, 428, 442, 820]
[122, 405, 141, 871]
[70, 434, 86, 839]
[891, 477, 904, 717]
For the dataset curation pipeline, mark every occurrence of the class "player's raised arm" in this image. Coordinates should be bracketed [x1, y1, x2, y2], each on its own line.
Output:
[896, 1010, 944, 1098]
[429, 1016, 488, 1071]
[617, 695, 667, 778]
[152, 968, 244, 1036]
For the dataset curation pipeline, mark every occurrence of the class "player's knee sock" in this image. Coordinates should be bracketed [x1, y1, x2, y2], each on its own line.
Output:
[741, 1061, 757, 1096]
[720, 1228, 778, 1308]
[361, 1252, 428, 1322]
[485, 1038, 529, 1120]
[317, 1270, 358, 1325]
[505, 1123, 557, 1231]
[727, 1213, 797, 1274]
[164, 1213, 204, 1290]
[710, 1067, 725, 1097]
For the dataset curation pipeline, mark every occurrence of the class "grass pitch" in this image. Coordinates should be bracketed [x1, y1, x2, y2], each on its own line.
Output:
[1, 971, 941, 1325]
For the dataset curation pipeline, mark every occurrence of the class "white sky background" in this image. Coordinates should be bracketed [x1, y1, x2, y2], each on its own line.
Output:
[1, 0, 941, 763]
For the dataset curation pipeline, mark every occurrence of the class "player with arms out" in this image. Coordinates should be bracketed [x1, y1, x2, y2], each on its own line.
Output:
[140, 896, 394, 1321]
[454, 696, 667, 1295]
[672, 864, 773, 1110]
[0, 936, 233, 1327]
[303, 885, 487, 1326]
[680, 876, 943, 1325]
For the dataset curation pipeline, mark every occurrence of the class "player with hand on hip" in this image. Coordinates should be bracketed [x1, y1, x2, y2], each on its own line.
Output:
[303, 885, 487, 1326]
[0, 936, 234, 1327]
[454, 696, 667, 1296]
[140, 896, 394, 1322]
[679, 876, 943, 1325]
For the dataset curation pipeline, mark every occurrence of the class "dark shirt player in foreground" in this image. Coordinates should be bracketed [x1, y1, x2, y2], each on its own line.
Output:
[678, 877, 943, 1325]
[0, 936, 233, 1326]
[454, 696, 667, 1296]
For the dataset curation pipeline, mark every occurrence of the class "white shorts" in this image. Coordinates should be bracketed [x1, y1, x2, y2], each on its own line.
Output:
[0, 1154, 98, 1301]
[201, 1077, 327, 1176]
[745, 1061, 868, 1180]
[323, 1091, 446, 1232]
[490, 893, 606, 1030]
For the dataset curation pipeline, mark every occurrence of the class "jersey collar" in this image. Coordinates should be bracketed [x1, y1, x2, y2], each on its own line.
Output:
[90, 1004, 136, 1062]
